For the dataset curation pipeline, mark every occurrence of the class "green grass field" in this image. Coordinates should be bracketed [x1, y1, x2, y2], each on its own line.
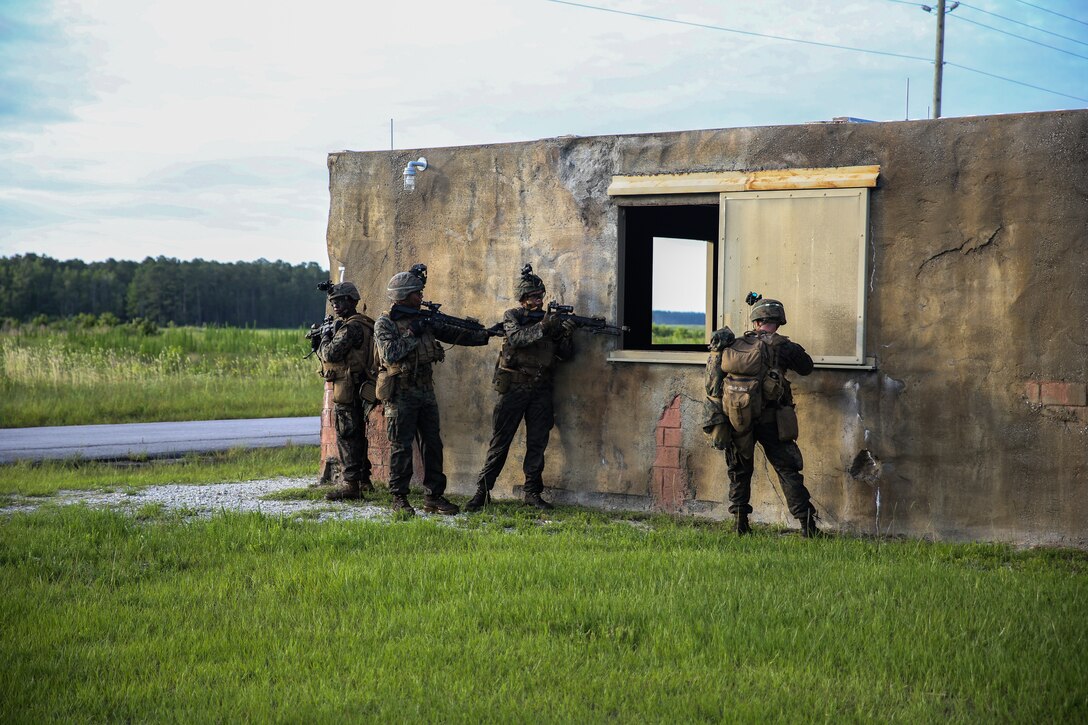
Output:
[0, 325, 322, 427]
[1, 487, 1085, 721]
[0, 446, 320, 497]
[2, 323, 1086, 721]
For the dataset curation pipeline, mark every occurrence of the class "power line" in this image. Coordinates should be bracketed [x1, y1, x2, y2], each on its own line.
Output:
[1009, 0, 1088, 29]
[957, 2, 1088, 47]
[947, 60, 1088, 100]
[547, 0, 1088, 103]
[886, 0, 1088, 50]
[545, 0, 930, 62]
[951, 13, 1088, 60]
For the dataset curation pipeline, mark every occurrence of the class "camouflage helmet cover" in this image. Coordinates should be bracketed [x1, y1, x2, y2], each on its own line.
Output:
[750, 298, 787, 325]
[387, 270, 426, 301]
[515, 263, 546, 300]
[326, 282, 361, 302]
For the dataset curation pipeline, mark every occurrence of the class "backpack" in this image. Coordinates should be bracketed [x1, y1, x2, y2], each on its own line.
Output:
[718, 331, 788, 435]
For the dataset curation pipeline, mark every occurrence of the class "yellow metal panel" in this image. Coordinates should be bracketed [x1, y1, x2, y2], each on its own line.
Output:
[608, 165, 879, 196]
[720, 188, 868, 365]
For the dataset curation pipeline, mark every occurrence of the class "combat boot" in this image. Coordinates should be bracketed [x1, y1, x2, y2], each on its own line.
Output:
[325, 480, 361, 501]
[735, 512, 751, 535]
[391, 494, 415, 516]
[523, 492, 554, 510]
[799, 511, 821, 538]
[464, 484, 490, 513]
[423, 495, 460, 516]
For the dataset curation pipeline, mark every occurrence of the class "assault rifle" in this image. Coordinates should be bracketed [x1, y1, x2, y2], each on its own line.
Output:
[304, 315, 336, 359]
[392, 301, 504, 337]
[524, 301, 629, 336]
[303, 279, 339, 359]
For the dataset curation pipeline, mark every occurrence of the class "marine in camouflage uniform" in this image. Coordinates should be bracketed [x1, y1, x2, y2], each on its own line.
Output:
[722, 298, 820, 537]
[317, 281, 378, 500]
[467, 266, 575, 511]
[374, 265, 492, 516]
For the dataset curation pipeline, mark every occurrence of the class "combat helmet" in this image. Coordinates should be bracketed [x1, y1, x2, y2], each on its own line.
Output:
[750, 298, 787, 325]
[387, 263, 428, 301]
[326, 282, 360, 302]
[515, 263, 546, 300]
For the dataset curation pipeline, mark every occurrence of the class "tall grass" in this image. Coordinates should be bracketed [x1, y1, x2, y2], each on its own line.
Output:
[652, 323, 705, 346]
[0, 326, 321, 426]
[1, 505, 1085, 722]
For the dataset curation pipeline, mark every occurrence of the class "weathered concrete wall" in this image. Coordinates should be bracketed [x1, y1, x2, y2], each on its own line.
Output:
[326, 110, 1088, 547]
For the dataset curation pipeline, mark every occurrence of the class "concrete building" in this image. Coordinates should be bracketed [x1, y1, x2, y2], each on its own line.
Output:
[324, 110, 1088, 547]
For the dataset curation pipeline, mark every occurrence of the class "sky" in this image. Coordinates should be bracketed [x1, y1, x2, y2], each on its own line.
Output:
[2, 0, 1085, 268]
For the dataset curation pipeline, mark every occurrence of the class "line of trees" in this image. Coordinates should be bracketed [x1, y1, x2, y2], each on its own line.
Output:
[0, 254, 331, 327]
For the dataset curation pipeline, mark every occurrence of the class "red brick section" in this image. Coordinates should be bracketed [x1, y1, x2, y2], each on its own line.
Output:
[1025, 380, 1088, 425]
[366, 405, 391, 484]
[366, 404, 424, 488]
[1039, 381, 1088, 407]
[319, 382, 338, 482]
[319, 393, 423, 488]
[651, 395, 688, 513]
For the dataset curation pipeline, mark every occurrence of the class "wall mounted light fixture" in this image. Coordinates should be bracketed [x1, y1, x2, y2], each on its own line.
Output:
[403, 157, 428, 191]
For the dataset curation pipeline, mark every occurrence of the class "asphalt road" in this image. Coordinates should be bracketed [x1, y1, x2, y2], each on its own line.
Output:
[0, 417, 320, 463]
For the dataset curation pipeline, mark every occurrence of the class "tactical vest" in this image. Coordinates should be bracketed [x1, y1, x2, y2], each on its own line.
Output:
[321, 313, 377, 404]
[718, 331, 794, 435]
[489, 309, 558, 389]
[500, 335, 557, 377]
[375, 312, 445, 400]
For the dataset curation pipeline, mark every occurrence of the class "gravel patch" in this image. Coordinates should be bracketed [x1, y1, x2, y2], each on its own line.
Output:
[0, 478, 415, 522]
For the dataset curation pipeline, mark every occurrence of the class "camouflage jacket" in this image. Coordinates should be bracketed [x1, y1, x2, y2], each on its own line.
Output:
[374, 307, 489, 371]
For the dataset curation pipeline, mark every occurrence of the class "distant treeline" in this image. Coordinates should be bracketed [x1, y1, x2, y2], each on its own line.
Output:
[0, 254, 329, 327]
[652, 310, 705, 326]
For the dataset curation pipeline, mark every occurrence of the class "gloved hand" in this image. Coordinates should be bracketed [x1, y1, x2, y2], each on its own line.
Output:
[540, 312, 560, 334]
[559, 319, 577, 335]
[709, 326, 735, 351]
[409, 318, 431, 336]
[320, 317, 340, 340]
[486, 323, 505, 338]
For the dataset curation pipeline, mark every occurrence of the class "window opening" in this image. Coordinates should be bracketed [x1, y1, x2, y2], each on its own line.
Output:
[619, 204, 718, 351]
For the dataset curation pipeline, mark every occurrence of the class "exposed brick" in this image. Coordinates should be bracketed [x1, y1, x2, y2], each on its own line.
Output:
[319, 383, 338, 481]
[651, 468, 665, 499]
[659, 398, 682, 428]
[653, 445, 681, 469]
[652, 394, 686, 511]
[1024, 381, 1041, 403]
[1040, 381, 1087, 407]
[658, 468, 687, 512]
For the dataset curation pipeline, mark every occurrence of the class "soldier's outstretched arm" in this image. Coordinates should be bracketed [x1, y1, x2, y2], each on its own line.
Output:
[781, 341, 814, 375]
[434, 322, 490, 347]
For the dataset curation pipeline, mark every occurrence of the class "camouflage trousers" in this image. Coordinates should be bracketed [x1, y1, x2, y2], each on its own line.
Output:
[476, 382, 554, 496]
[334, 399, 373, 485]
[725, 416, 815, 520]
[383, 385, 446, 497]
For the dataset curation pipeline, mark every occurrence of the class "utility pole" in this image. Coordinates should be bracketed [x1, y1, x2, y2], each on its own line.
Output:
[932, 0, 946, 118]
